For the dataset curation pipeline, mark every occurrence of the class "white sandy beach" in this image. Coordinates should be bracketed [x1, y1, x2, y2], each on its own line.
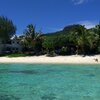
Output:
[0, 55, 100, 64]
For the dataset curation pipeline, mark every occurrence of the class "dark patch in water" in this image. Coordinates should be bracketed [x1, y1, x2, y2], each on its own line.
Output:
[10, 70, 38, 74]
[0, 69, 38, 75]
[41, 94, 56, 100]
[0, 68, 64, 75]
[83, 96, 93, 100]
[86, 74, 95, 77]
[0, 69, 10, 73]
[0, 94, 20, 100]
[0, 69, 60, 75]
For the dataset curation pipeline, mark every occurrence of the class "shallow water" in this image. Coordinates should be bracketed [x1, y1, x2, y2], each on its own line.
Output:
[0, 64, 100, 100]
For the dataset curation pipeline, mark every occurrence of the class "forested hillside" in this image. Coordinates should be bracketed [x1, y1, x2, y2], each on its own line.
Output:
[42, 24, 100, 55]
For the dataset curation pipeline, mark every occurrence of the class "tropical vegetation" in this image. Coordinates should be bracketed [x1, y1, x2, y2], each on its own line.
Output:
[0, 16, 100, 56]
[0, 16, 16, 42]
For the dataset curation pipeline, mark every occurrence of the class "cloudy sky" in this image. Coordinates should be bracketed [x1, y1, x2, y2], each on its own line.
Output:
[0, 0, 99, 34]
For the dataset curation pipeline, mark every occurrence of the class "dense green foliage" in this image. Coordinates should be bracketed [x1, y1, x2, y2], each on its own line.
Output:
[20, 24, 43, 55]
[0, 16, 16, 41]
[0, 15, 100, 56]
[6, 53, 32, 57]
[42, 24, 100, 55]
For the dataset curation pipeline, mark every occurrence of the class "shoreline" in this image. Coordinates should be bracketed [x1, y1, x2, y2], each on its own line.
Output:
[0, 55, 100, 64]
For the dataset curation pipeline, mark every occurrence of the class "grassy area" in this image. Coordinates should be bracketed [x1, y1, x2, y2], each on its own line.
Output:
[6, 53, 32, 57]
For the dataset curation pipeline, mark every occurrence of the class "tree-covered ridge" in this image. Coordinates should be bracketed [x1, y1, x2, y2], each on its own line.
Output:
[0, 16, 100, 56]
[43, 24, 100, 55]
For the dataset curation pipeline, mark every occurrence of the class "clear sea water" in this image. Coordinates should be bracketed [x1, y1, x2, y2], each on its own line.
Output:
[0, 64, 100, 100]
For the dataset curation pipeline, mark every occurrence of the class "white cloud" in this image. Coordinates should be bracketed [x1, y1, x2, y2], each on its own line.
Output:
[72, 0, 89, 5]
[78, 21, 97, 29]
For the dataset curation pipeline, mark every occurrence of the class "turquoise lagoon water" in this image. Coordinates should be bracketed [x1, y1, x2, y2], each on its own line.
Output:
[0, 64, 100, 100]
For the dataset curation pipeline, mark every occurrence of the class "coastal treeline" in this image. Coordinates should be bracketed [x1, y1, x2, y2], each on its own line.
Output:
[0, 16, 100, 56]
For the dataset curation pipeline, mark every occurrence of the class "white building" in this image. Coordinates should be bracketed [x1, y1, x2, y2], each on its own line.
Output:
[0, 36, 22, 54]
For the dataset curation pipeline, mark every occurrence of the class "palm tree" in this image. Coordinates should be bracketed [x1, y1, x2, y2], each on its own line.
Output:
[95, 23, 100, 37]
[76, 26, 87, 55]
[22, 24, 42, 54]
[69, 25, 87, 55]
[94, 23, 100, 53]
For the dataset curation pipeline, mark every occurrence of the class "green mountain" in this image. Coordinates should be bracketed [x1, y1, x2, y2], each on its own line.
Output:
[42, 24, 100, 55]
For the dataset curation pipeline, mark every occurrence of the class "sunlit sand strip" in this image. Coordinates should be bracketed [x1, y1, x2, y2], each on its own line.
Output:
[0, 55, 100, 64]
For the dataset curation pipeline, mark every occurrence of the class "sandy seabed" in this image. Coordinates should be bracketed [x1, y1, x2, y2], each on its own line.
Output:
[0, 55, 100, 64]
